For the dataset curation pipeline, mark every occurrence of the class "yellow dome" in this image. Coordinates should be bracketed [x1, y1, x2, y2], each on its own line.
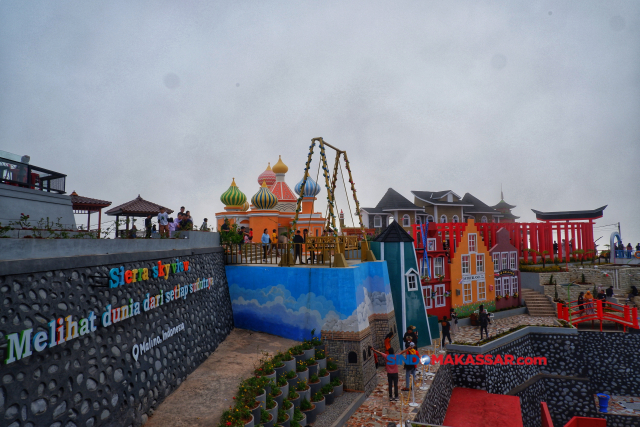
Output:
[272, 155, 288, 174]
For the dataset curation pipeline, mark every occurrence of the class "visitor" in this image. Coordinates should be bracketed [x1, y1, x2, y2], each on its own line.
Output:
[584, 291, 595, 315]
[249, 228, 254, 242]
[238, 226, 246, 253]
[183, 211, 194, 230]
[636, 243, 640, 251]
[151, 224, 157, 235]
[144, 214, 153, 238]
[221, 218, 230, 232]
[449, 308, 458, 335]
[627, 243, 633, 257]
[268, 229, 280, 257]
[303, 229, 315, 264]
[129, 223, 137, 239]
[606, 286, 614, 300]
[293, 230, 305, 264]
[478, 304, 490, 340]
[577, 292, 585, 310]
[261, 228, 270, 261]
[441, 316, 452, 348]
[168, 218, 176, 237]
[403, 326, 417, 349]
[179, 206, 185, 217]
[158, 208, 169, 238]
[629, 286, 639, 307]
[200, 218, 209, 231]
[175, 213, 183, 231]
[384, 331, 393, 351]
[399, 342, 420, 389]
[553, 241, 558, 254]
[371, 346, 399, 401]
[597, 289, 606, 302]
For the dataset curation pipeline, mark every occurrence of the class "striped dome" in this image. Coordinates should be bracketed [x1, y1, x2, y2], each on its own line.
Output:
[220, 178, 247, 207]
[257, 163, 277, 187]
[251, 181, 278, 210]
[294, 176, 321, 197]
[241, 201, 250, 212]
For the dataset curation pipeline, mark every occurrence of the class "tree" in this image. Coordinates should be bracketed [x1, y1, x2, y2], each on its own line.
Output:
[574, 249, 585, 266]
[528, 249, 550, 268]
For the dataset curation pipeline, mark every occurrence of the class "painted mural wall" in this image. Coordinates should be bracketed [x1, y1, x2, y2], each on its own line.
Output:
[226, 261, 395, 342]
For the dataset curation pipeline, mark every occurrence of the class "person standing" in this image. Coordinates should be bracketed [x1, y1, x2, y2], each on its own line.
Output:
[144, 214, 153, 238]
[371, 347, 399, 401]
[403, 326, 417, 349]
[441, 316, 452, 348]
[268, 229, 280, 257]
[478, 305, 490, 340]
[399, 342, 420, 389]
[200, 218, 209, 231]
[261, 228, 270, 261]
[449, 308, 458, 335]
[221, 219, 231, 232]
[249, 228, 254, 242]
[584, 291, 595, 315]
[605, 286, 614, 300]
[553, 241, 558, 255]
[157, 208, 169, 238]
[293, 230, 305, 264]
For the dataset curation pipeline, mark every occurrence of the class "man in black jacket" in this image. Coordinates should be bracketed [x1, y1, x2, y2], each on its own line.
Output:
[606, 286, 614, 300]
[144, 215, 153, 238]
[293, 230, 305, 264]
[478, 304, 490, 340]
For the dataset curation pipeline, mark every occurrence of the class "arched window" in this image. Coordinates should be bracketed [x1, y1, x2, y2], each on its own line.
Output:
[362, 350, 367, 361]
[348, 351, 358, 364]
[427, 215, 434, 223]
[374, 216, 382, 228]
[452, 215, 459, 223]
[440, 215, 447, 223]
[481, 216, 488, 223]
[403, 214, 410, 227]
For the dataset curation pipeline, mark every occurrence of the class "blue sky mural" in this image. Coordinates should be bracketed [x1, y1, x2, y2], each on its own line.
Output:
[226, 262, 394, 342]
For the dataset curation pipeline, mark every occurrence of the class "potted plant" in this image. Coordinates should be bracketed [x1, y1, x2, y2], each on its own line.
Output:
[296, 360, 309, 383]
[270, 380, 284, 408]
[306, 357, 318, 377]
[238, 378, 263, 422]
[300, 398, 316, 425]
[282, 397, 294, 422]
[273, 354, 287, 379]
[256, 360, 276, 382]
[290, 345, 305, 363]
[288, 389, 301, 409]
[266, 395, 278, 425]
[308, 374, 321, 396]
[301, 341, 315, 360]
[220, 406, 254, 427]
[277, 375, 289, 399]
[315, 348, 326, 370]
[327, 358, 339, 381]
[293, 407, 306, 427]
[280, 350, 296, 373]
[277, 408, 290, 427]
[331, 378, 343, 398]
[284, 369, 298, 389]
[311, 391, 325, 415]
[310, 332, 324, 351]
[321, 384, 334, 405]
[296, 379, 310, 403]
[261, 408, 274, 427]
[318, 368, 330, 387]
[495, 295, 502, 301]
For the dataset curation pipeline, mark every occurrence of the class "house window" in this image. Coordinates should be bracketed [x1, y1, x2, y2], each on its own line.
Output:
[512, 277, 519, 295]
[478, 281, 486, 301]
[374, 216, 382, 228]
[440, 215, 447, 223]
[510, 252, 517, 270]
[501, 253, 509, 270]
[452, 215, 459, 223]
[424, 285, 432, 309]
[416, 217, 421, 225]
[493, 253, 500, 272]
[495, 277, 502, 297]
[463, 282, 472, 303]
[476, 254, 484, 273]
[461, 255, 470, 274]
[434, 284, 446, 307]
[481, 216, 488, 223]
[348, 351, 357, 363]
[403, 215, 410, 227]
[427, 215, 434, 222]
[468, 234, 477, 253]
[407, 274, 418, 291]
[434, 257, 444, 276]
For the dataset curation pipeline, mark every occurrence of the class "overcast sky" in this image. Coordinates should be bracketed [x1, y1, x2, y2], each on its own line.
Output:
[1, 1, 638, 246]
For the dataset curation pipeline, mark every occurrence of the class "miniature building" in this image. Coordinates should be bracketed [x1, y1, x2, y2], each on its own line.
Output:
[489, 228, 522, 309]
[360, 188, 425, 234]
[411, 190, 472, 224]
[415, 222, 452, 320]
[491, 189, 519, 223]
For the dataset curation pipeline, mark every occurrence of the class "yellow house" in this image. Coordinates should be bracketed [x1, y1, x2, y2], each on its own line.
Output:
[449, 218, 496, 317]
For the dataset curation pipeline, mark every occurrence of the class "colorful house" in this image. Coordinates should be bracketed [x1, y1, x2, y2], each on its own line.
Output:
[414, 222, 452, 320]
[489, 228, 522, 309]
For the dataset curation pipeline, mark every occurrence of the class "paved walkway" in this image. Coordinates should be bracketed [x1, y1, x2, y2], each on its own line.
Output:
[451, 314, 558, 345]
[146, 329, 298, 427]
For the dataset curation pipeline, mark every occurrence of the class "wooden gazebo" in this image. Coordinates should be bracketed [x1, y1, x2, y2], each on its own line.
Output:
[70, 191, 112, 238]
[105, 195, 173, 238]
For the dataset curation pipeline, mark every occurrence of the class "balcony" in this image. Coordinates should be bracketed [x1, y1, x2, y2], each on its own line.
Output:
[0, 153, 66, 194]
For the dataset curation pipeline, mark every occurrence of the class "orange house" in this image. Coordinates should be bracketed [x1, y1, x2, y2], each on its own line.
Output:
[449, 219, 496, 317]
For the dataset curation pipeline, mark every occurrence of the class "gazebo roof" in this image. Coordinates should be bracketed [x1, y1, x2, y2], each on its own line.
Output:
[105, 195, 174, 217]
[70, 191, 112, 209]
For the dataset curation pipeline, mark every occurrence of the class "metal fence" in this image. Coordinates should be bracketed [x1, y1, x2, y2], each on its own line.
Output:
[0, 156, 67, 193]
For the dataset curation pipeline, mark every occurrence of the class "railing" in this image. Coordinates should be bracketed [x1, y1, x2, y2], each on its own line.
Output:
[615, 250, 640, 259]
[557, 299, 639, 332]
[0, 156, 66, 193]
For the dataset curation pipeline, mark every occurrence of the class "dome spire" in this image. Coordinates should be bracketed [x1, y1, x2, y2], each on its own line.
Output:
[257, 163, 277, 187]
[220, 178, 247, 207]
[272, 155, 288, 174]
[251, 180, 278, 210]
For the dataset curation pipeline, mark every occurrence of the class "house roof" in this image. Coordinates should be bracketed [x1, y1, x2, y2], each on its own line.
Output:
[531, 205, 607, 221]
[461, 193, 503, 215]
[70, 191, 112, 208]
[412, 190, 472, 206]
[269, 181, 296, 202]
[374, 188, 424, 211]
[373, 220, 414, 243]
[105, 195, 174, 216]
[491, 199, 516, 210]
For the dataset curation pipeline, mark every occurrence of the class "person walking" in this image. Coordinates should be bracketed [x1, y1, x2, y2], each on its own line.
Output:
[584, 291, 595, 315]
[157, 208, 169, 238]
[371, 347, 399, 401]
[293, 230, 305, 264]
[449, 308, 458, 335]
[268, 229, 280, 257]
[144, 214, 153, 238]
[261, 228, 270, 261]
[478, 304, 490, 340]
[441, 316, 452, 348]
[577, 292, 585, 311]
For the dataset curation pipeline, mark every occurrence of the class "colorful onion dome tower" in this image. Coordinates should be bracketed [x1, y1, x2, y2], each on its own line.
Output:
[251, 181, 278, 210]
[241, 201, 250, 212]
[294, 176, 321, 198]
[272, 155, 288, 174]
[220, 178, 247, 210]
[269, 155, 297, 212]
[257, 163, 277, 187]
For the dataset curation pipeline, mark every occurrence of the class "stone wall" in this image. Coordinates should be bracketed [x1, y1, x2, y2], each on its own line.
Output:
[0, 247, 233, 427]
[414, 364, 454, 425]
[322, 330, 377, 394]
[537, 267, 640, 298]
[516, 379, 546, 427]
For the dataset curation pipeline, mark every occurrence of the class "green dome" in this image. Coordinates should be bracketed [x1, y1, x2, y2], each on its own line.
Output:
[251, 181, 278, 210]
[220, 178, 247, 207]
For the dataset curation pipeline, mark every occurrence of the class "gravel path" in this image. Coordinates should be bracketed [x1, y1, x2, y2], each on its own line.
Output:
[313, 392, 362, 427]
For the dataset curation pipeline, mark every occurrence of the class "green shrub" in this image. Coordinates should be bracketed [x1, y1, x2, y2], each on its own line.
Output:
[300, 398, 313, 411]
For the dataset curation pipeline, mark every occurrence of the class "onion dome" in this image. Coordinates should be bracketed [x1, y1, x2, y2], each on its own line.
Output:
[251, 181, 278, 210]
[272, 155, 288, 174]
[220, 178, 247, 207]
[241, 201, 250, 212]
[294, 176, 321, 197]
[257, 163, 276, 187]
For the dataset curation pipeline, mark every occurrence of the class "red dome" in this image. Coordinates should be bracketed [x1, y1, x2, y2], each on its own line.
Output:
[257, 163, 276, 187]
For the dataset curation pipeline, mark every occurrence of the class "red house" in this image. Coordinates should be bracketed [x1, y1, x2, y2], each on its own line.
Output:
[414, 223, 452, 319]
[489, 228, 522, 309]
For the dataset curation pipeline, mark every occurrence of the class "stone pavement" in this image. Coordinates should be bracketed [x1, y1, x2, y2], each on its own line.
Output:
[451, 314, 558, 345]
[595, 395, 640, 417]
[146, 329, 298, 427]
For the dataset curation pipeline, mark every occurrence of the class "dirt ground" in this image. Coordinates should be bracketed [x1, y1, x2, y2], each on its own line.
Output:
[146, 328, 298, 427]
